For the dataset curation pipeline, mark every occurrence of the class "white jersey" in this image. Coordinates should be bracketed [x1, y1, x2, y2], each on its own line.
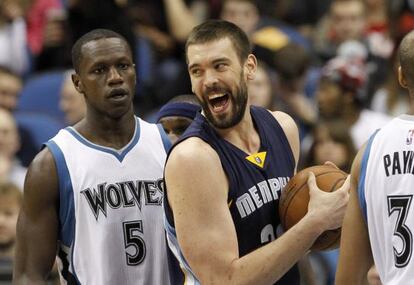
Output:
[359, 114, 414, 284]
[45, 117, 171, 285]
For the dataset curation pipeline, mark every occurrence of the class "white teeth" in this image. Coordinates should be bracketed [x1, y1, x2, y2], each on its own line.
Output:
[209, 93, 226, 100]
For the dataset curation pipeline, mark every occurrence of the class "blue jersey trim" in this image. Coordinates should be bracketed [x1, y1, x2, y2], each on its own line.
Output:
[65, 117, 140, 162]
[358, 130, 379, 223]
[164, 219, 200, 285]
[45, 141, 81, 284]
[45, 141, 75, 247]
[157, 124, 172, 153]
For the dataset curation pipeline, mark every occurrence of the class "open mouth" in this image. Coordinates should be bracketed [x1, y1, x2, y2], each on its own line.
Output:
[209, 93, 229, 113]
[109, 88, 128, 99]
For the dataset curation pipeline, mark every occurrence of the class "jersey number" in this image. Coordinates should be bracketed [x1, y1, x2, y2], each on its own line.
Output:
[123, 220, 146, 266]
[387, 195, 413, 268]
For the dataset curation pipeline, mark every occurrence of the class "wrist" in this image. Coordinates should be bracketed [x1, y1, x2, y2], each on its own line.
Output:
[301, 212, 326, 237]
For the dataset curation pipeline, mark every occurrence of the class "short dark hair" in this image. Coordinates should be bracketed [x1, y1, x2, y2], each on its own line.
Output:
[399, 30, 414, 84]
[185, 19, 252, 64]
[71, 29, 131, 72]
[0, 65, 21, 80]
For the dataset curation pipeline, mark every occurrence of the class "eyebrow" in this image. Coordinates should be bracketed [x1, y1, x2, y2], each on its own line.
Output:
[188, 57, 231, 71]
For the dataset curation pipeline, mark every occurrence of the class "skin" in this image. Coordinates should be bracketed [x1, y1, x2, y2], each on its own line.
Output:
[0, 108, 20, 159]
[0, 73, 22, 112]
[166, 36, 350, 284]
[13, 37, 137, 284]
[316, 80, 344, 119]
[59, 74, 86, 126]
[330, 0, 366, 43]
[313, 126, 348, 169]
[158, 116, 193, 144]
[220, 0, 259, 37]
[335, 143, 372, 285]
[0, 195, 20, 259]
[247, 65, 273, 109]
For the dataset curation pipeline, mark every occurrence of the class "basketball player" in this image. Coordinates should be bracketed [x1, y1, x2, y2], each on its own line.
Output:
[335, 30, 414, 285]
[164, 19, 350, 284]
[156, 94, 201, 143]
[13, 29, 171, 285]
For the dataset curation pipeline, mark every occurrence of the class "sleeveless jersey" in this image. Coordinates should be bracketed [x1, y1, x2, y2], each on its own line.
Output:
[359, 114, 414, 284]
[45, 117, 171, 285]
[164, 106, 300, 285]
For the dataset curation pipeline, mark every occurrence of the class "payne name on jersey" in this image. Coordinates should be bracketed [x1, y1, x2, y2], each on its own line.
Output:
[81, 179, 164, 220]
[383, 150, 414, 177]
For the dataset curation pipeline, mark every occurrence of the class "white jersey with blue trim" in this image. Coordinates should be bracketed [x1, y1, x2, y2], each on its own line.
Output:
[359, 114, 414, 284]
[45, 117, 171, 285]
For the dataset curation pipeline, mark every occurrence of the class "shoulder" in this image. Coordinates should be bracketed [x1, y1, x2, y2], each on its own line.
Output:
[167, 137, 220, 169]
[350, 143, 368, 191]
[24, 147, 59, 204]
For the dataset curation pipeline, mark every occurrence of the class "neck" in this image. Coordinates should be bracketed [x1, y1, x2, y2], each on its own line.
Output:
[215, 106, 260, 155]
[75, 107, 136, 149]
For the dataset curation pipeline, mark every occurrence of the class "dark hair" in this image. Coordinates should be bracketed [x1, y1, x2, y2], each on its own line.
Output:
[185, 19, 252, 64]
[0, 65, 21, 80]
[399, 30, 414, 84]
[306, 120, 356, 172]
[71, 29, 131, 72]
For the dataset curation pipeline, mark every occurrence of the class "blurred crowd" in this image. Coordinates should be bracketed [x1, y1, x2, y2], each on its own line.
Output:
[0, 0, 413, 284]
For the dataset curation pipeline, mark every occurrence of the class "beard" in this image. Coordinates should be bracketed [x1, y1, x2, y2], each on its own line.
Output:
[200, 73, 248, 129]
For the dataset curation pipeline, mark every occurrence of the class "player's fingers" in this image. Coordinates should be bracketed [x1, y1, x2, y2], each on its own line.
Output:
[338, 175, 351, 193]
[307, 172, 318, 192]
[324, 161, 339, 169]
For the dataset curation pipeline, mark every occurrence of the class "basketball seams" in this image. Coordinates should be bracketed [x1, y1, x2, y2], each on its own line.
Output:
[280, 170, 346, 229]
[279, 168, 347, 251]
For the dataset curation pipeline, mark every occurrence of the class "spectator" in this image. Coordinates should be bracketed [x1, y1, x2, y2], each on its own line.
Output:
[0, 0, 30, 75]
[155, 94, 200, 144]
[0, 182, 22, 282]
[59, 70, 86, 125]
[248, 60, 276, 109]
[0, 67, 23, 112]
[0, 108, 26, 190]
[316, 56, 391, 148]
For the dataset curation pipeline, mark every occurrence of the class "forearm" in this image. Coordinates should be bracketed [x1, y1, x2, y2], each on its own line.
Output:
[163, 0, 198, 41]
[200, 215, 322, 285]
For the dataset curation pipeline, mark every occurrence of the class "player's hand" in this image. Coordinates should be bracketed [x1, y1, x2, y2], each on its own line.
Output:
[307, 172, 350, 231]
[323, 161, 339, 169]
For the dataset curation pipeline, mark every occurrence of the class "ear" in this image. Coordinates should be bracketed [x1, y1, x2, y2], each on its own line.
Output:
[398, 66, 409, 89]
[72, 73, 84, 94]
[245, 54, 257, 81]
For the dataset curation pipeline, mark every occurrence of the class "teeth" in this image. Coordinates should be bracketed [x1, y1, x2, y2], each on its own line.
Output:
[209, 93, 226, 100]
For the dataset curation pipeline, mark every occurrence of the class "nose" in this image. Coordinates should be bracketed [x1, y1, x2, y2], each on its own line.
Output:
[107, 66, 123, 84]
[203, 69, 219, 89]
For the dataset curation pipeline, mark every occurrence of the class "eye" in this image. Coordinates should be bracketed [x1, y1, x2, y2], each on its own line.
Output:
[117, 63, 130, 70]
[93, 66, 106, 74]
[190, 68, 202, 77]
[215, 63, 227, 71]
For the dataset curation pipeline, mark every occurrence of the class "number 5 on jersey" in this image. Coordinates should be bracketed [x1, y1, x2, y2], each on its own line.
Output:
[123, 220, 146, 266]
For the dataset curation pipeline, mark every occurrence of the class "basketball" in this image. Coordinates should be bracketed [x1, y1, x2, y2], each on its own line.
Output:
[279, 165, 348, 251]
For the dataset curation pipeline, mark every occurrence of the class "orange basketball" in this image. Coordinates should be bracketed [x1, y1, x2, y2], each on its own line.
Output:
[279, 165, 348, 251]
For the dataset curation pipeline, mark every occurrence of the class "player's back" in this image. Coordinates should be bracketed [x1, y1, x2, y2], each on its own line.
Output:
[361, 114, 414, 284]
[46, 117, 170, 285]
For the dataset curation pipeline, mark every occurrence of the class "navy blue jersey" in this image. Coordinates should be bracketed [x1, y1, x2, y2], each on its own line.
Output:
[164, 106, 299, 285]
